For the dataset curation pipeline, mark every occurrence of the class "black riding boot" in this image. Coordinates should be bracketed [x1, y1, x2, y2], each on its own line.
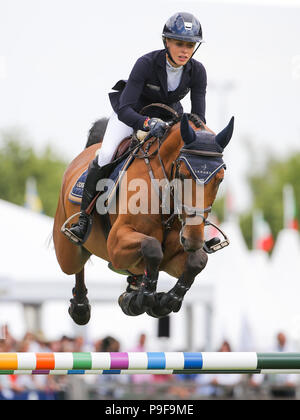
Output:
[69, 158, 109, 244]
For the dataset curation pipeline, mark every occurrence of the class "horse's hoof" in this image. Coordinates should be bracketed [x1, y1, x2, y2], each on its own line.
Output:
[118, 292, 146, 316]
[170, 301, 182, 313]
[159, 292, 183, 313]
[68, 298, 91, 325]
[135, 290, 157, 311]
[146, 293, 173, 318]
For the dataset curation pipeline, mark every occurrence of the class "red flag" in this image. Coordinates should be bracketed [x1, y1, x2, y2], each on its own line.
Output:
[253, 210, 274, 252]
[283, 185, 298, 230]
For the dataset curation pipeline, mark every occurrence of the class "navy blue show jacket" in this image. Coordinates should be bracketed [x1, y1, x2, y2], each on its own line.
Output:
[109, 49, 207, 131]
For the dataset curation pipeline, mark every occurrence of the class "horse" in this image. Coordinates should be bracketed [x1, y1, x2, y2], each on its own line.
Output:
[53, 111, 234, 324]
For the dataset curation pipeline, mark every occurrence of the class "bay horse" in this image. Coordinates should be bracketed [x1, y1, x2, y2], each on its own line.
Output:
[53, 112, 234, 324]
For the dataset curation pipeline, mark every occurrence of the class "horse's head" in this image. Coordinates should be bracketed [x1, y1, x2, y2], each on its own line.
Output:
[175, 114, 234, 252]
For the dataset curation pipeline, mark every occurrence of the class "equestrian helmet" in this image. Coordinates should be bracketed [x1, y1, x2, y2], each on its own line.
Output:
[162, 12, 203, 43]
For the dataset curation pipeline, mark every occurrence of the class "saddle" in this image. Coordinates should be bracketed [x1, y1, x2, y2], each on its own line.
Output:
[111, 136, 133, 161]
[69, 135, 136, 206]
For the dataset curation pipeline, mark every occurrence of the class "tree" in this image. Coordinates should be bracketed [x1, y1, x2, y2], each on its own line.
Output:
[0, 129, 67, 217]
[240, 153, 300, 249]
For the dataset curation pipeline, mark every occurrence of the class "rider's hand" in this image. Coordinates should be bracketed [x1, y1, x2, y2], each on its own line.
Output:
[136, 130, 149, 141]
[143, 118, 168, 138]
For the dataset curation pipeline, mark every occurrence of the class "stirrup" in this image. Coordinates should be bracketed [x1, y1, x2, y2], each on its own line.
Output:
[61, 212, 93, 246]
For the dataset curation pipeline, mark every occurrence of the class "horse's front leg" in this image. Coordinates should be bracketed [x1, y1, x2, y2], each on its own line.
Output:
[108, 226, 164, 316]
[147, 250, 208, 318]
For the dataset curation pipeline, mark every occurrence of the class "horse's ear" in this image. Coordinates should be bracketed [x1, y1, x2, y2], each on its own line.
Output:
[215, 117, 234, 149]
[180, 114, 196, 145]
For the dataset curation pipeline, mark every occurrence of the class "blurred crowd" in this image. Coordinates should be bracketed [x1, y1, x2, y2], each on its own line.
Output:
[0, 327, 298, 400]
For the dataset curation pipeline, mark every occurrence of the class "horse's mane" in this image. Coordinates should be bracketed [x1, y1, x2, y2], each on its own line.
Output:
[168, 113, 204, 129]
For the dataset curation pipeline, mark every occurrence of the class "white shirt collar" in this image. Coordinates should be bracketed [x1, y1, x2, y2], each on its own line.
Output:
[166, 60, 183, 72]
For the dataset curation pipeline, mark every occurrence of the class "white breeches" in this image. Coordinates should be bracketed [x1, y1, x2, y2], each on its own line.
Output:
[97, 112, 134, 166]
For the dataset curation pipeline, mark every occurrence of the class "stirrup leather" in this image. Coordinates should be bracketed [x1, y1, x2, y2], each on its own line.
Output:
[61, 212, 93, 245]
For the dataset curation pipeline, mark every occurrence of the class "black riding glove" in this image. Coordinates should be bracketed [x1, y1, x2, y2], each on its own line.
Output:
[143, 118, 168, 138]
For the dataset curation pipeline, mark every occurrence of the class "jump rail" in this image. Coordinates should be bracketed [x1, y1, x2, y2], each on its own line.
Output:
[1, 352, 300, 374]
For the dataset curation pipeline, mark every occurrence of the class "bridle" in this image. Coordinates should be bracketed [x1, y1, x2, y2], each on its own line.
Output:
[172, 149, 230, 254]
[135, 112, 230, 254]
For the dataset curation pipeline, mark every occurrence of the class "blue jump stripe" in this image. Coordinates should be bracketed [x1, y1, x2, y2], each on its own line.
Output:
[184, 353, 203, 369]
[103, 370, 121, 374]
[68, 370, 85, 375]
[147, 352, 166, 369]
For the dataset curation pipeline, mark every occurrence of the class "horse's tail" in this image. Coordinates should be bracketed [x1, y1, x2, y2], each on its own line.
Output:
[85, 118, 109, 149]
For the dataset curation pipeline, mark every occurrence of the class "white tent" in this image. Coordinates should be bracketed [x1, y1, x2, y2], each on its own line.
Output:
[266, 229, 300, 347]
[202, 218, 255, 350]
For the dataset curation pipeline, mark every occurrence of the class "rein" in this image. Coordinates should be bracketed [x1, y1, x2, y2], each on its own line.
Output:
[134, 130, 175, 249]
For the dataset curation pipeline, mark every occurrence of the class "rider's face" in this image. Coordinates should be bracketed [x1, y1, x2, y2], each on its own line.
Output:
[165, 38, 196, 67]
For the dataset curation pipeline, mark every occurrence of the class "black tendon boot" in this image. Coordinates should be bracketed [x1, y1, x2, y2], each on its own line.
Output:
[68, 158, 111, 245]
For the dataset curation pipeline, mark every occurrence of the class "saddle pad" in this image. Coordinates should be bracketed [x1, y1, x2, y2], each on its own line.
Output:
[68, 155, 134, 206]
[68, 170, 88, 204]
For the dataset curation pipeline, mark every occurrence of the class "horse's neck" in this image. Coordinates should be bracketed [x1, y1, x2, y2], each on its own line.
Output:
[159, 126, 183, 171]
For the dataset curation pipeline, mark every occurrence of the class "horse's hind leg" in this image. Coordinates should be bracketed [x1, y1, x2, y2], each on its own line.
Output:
[53, 196, 92, 325]
[69, 269, 91, 326]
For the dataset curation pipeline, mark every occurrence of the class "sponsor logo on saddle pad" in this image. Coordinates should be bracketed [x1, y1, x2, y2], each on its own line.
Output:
[68, 170, 88, 204]
[68, 155, 133, 205]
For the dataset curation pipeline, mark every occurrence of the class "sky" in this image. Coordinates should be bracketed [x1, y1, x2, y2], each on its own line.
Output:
[1, 0, 300, 211]
[179, 0, 300, 5]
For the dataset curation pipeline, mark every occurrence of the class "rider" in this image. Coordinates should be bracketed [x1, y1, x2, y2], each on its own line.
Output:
[69, 11, 207, 244]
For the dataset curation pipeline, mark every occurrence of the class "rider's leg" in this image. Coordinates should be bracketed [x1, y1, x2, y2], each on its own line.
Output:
[68, 112, 133, 244]
[68, 157, 105, 242]
[97, 111, 133, 166]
